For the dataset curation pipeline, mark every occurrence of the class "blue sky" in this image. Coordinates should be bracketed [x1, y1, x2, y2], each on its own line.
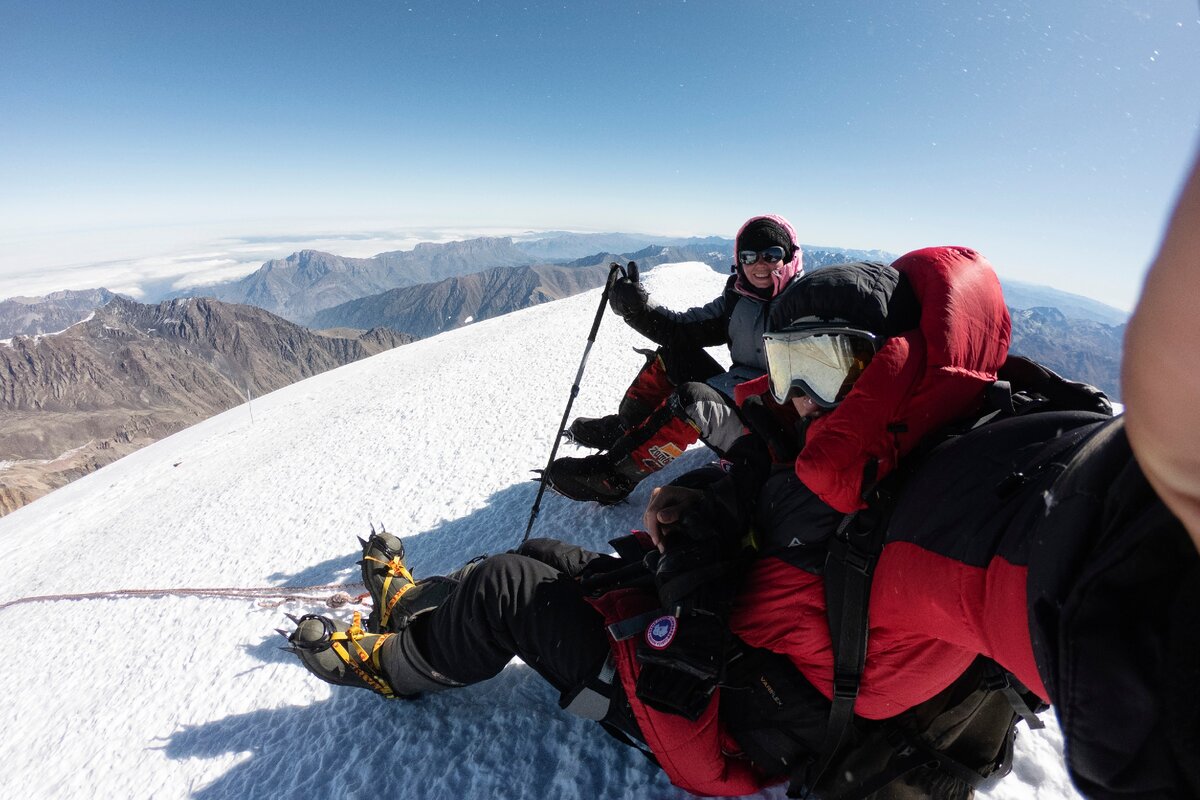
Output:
[2, 0, 1198, 309]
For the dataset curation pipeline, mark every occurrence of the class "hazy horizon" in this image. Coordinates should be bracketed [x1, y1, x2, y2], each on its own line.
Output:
[0, 225, 1138, 317]
[3, 1, 1199, 310]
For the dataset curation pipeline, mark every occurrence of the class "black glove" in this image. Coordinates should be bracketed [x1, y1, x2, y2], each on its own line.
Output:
[609, 276, 649, 318]
[654, 536, 726, 613]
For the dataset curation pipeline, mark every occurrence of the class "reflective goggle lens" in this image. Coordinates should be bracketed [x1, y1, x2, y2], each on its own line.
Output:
[763, 329, 877, 407]
[738, 246, 788, 266]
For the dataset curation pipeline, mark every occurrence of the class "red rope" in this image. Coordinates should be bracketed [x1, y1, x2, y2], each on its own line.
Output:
[0, 582, 371, 612]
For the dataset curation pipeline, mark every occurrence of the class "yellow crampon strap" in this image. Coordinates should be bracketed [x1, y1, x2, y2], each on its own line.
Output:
[329, 611, 397, 699]
[363, 554, 416, 627]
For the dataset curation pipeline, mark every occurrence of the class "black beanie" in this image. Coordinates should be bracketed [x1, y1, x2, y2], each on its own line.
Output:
[737, 218, 794, 256]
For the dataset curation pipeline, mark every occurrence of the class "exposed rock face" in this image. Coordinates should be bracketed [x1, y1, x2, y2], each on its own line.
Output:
[173, 233, 903, 326]
[0, 288, 119, 338]
[0, 296, 412, 514]
[309, 263, 612, 336]
[1008, 306, 1124, 400]
[309, 247, 913, 341]
[181, 238, 537, 322]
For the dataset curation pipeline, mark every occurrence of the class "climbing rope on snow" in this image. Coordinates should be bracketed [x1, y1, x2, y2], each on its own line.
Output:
[0, 581, 371, 612]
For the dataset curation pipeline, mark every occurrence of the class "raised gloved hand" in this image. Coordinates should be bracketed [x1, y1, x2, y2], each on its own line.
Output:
[609, 261, 649, 318]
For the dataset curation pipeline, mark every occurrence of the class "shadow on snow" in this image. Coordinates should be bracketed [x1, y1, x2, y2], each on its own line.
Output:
[164, 447, 725, 799]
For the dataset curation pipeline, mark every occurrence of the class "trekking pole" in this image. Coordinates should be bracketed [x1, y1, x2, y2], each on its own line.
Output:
[523, 261, 637, 542]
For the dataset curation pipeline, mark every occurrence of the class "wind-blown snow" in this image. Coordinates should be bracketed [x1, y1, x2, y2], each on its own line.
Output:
[0, 263, 1082, 800]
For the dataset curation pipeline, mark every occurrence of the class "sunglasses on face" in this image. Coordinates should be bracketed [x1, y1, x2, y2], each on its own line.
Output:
[738, 246, 788, 266]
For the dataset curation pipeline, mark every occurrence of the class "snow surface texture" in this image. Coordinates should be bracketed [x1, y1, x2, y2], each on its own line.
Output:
[0, 263, 1083, 800]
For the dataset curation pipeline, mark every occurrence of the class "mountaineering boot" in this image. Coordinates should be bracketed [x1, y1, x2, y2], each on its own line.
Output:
[563, 348, 673, 450]
[549, 398, 703, 504]
[564, 414, 629, 450]
[285, 612, 401, 698]
[549, 399, 703, 504]
[544, 452, 650, 504]
[359, 529, 417, 632]
[284, 611, 464, 699]
[360, 528, 473, 633]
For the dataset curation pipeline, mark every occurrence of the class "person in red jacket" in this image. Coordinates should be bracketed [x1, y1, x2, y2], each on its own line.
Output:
[283, 151, 1200, 799]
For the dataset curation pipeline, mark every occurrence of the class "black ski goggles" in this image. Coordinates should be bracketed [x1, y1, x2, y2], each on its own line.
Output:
[738, 246, 789, 266]
[763, 326, 879, 408]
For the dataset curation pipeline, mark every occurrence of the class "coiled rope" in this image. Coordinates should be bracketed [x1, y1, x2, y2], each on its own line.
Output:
[0, 581, 370, 612]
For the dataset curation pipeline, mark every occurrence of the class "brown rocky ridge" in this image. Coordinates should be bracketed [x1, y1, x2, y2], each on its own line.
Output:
[0, 295, 411, 515]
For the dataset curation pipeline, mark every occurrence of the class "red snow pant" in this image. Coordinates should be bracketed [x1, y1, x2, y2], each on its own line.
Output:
[611, 345, 751, 474]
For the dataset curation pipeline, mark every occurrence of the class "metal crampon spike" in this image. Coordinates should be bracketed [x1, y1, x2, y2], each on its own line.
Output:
[285, 613, 302, 624]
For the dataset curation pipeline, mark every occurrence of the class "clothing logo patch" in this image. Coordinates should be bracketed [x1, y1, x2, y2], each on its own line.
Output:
[643, 443, 685, 469]
[645, 615, 678, 650]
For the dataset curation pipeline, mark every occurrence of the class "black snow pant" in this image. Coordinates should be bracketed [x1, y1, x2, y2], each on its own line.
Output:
[412, 539, 611, 699]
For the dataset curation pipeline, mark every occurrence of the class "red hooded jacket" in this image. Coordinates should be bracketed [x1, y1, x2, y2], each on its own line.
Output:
[590, 247, 1022, 796]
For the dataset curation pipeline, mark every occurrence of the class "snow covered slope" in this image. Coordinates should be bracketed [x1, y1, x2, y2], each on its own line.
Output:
[0, 263, 1081, 799]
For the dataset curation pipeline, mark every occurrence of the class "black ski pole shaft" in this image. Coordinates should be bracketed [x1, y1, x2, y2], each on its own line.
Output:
[523, 262, 627, 542]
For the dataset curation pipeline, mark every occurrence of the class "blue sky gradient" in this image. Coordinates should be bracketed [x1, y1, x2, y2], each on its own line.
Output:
[2, 0, 1198, 308]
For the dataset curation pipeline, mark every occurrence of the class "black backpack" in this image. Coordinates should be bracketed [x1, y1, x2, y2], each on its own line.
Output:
[789, 355, 1111, 799]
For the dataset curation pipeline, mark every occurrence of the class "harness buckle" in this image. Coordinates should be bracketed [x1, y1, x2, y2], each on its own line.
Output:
[833, 672, 860, 701]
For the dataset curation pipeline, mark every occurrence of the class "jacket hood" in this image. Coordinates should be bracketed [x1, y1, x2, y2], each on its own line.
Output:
[732, 214, 803, 299]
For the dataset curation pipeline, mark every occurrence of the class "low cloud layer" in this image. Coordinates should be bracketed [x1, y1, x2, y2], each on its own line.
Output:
[0, 226, 543, 302]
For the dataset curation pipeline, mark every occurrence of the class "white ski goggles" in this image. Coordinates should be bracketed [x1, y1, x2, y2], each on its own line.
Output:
[763, 326, 879, 408]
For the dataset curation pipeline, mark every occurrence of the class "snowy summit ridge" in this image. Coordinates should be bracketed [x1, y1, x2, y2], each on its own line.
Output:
[0, 263, 1081, 799]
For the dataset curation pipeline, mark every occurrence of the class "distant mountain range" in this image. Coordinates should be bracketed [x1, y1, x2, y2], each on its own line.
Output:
[0, 288, 122, 337]
[0, 233, 1131, 513]
[1008, 306, 1124, 399]
[301, 247, 1126, 403]
[167, 233, 918, 326]
[0, 295, 411, 515]
[512, 232, 729, 262]
[171, 237, 537, 323]
[309, 263, 613, 336]
[1000, 279, 1128, 325]
[303, 243, 912, 337]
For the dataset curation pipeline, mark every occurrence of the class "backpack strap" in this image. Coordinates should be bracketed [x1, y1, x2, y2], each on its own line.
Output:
[983, 662, 1047, 730]
[785, 359, 1092, 798]
[811, 657, 1047, 800]
[996, 354, 1113, 417]
[788, 470, 894, 798]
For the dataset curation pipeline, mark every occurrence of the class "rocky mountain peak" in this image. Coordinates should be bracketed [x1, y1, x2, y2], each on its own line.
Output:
[0, 287, 122, 338]
[1, 295, 413, 515]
